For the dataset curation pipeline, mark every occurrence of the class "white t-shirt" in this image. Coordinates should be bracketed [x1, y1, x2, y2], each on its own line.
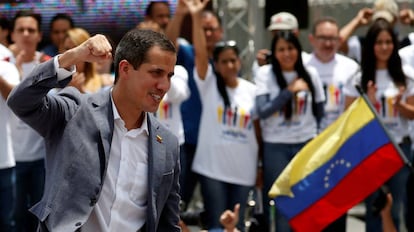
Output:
[304, 53, 360, 130]
[0, 61, 20, 169]
[155, 65, 189, 145]
[399, 44, 414, 148]
[192, 64, 258, 186]
[399, 44, 414, 68]
[0, 44, 12, 61]
[9, 51, 46, 162]
[255, 65, 325, 143]
[344, 65, 414, 144]
[346, 35, 362, 63]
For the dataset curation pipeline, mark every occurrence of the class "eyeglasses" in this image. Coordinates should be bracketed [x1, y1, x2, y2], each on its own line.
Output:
[215, 40, 237, 49]
[315, 35, 339, 43]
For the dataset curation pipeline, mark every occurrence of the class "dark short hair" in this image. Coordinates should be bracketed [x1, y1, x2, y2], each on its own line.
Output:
[0, 15, 11, 31]
[145, 1, 170, 17]
[49, 13, 74, 29]
[202, 10, 222, 28]
[113, 29, 176, 83]
[13, 10, 42, 31]
[311, 16, 338, 35]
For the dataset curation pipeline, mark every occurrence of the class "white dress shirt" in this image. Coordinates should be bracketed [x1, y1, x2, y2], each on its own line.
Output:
[83, 96, 149, 231]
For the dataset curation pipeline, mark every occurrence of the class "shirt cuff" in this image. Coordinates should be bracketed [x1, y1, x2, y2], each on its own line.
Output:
[54, 55, 76, 81]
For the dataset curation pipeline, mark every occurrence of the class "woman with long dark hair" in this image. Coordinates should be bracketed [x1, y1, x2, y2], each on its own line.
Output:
[344, 18, 414, 232]
[185, 0, 262, 231]
[255, 30, 325, 232]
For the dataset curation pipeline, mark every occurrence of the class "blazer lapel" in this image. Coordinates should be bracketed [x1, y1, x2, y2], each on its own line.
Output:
[147, 114, 166, 231]
[90, 89, 114, 180]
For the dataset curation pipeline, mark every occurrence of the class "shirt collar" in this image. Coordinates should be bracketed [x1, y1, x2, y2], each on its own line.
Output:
[110, 90, 149, 135]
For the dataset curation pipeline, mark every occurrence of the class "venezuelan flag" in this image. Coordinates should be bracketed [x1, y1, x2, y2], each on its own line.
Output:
[268, 97, 406, 231]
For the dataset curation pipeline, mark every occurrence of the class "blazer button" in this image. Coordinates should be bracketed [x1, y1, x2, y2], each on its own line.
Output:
[75, 222, 81, 227]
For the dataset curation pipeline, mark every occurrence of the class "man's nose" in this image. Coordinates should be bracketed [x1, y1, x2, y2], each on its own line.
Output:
[157, 76, 171, 92]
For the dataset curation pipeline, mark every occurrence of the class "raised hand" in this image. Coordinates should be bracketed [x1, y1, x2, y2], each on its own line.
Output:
[58, 34, 112, 70]
[400, 8, 414, 25]
[357, 8, 374, 26]
[220, 203, 240, 232]
[182, 0, 210, 14]
[256, 49, 271, 66]
[175, 0, 190, 15]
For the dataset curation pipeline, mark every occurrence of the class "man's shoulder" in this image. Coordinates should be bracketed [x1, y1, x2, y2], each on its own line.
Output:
[334, 53, 359, 67]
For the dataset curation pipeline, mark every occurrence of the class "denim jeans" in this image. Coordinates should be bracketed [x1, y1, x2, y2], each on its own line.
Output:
[179, 143, 199, 208]
[407, 165, 414, 232]
[262, 141, 308, 232]
[198, 174, 252, 231]
[365, 141, 412, 232]
[14, 159, 45, 232]
[0, 167, 16, 232]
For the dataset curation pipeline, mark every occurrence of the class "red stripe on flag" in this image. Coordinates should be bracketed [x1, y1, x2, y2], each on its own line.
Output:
[289, 143, 404, 231]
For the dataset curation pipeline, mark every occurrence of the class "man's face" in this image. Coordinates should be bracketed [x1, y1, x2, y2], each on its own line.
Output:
[122, 46, 176, 113]
[12, 16, 42, 50]
[50, 19, 72, 48]
[310, 22, 340, 63]
[202, 14, 223, 51]
[149, 2, 170, 31]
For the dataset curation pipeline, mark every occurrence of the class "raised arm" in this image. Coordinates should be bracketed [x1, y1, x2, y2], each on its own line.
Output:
[184, 0, 210, 80]
[165, 0, 188, 48]
[7, 34, 112, 136]
[339, 8, 373, 54]
[58, 34, 112, 70]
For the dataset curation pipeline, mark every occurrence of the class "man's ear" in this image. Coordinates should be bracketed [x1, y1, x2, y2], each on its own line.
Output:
[308, 34, 314, 44]
[118, 60, 130, 77]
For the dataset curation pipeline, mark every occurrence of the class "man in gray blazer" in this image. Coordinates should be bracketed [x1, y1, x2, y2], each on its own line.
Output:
[7, 29, 181, 231]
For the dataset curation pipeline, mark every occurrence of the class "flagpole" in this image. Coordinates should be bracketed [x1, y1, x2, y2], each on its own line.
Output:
[355, 85, 414, 174]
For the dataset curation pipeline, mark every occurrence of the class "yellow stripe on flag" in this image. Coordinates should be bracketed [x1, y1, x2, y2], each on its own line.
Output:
[269, 97, 375, 198]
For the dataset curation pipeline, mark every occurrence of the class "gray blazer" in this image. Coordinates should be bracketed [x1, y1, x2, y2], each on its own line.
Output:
[7, 59, 181, 232]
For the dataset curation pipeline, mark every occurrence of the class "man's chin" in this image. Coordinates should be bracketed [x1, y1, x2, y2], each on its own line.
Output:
[147, 105, 161, 113]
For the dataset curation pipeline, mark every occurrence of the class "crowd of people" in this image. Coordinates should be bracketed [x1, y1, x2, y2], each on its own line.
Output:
[1, 0, 414, 231]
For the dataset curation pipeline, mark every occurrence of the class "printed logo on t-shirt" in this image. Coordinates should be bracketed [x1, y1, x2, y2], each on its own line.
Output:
[217, 105, 253, 142]
[277, 91, 310, 126]
[156, 100, 172, 120]
[154, 100, 173, 129]
[324, 83, 343, 112]
[294, 91, 308, 116]
[377, 95, 399, 128]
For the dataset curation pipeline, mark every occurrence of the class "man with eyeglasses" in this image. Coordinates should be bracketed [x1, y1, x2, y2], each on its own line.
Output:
[303, 16, 361, 232]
